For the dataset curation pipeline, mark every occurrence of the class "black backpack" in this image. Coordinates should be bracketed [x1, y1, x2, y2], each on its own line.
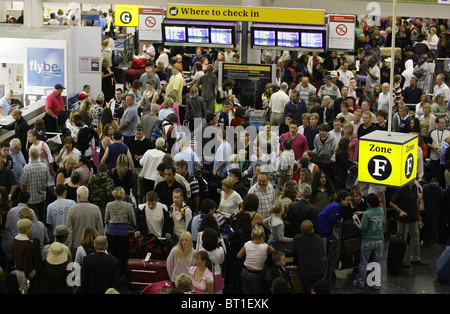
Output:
[138, 233, 166, 260]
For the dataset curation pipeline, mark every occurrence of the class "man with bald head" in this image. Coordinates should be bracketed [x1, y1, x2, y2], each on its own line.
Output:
[377, 83, 392, 112]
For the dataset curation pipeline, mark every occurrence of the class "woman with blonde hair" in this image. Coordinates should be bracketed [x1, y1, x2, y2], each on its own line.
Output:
[158, 97, 175, 121]
[218, 176, 243, 215]
[18, 207, 49, 254]
[263, 201, 293, 246]
[110, 153, 133, 196]
[79, 98, 93, 127]
[105, 187, 136, 275]
[419, 102, 437, 142]
[237, 224, 275, 294]
[170, 188, 192, 241]
[55, 155, 76, 185]
[343, 122, 359, 162]
[65, 110, 80, 142]
[166, 231, 195, 284]
[74, 227, 100, 266]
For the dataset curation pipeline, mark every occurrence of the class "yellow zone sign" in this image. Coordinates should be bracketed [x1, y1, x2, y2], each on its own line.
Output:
[115, 4, 142, 27]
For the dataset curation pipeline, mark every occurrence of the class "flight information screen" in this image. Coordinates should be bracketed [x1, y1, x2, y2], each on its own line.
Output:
[253, 30, 276, 46]
[187, 27, 209, 43]
[277, 31, 300, 48]
[301, 32, 323, 48]
[211, 28, 233, 45]
[165, 26, 186, 42]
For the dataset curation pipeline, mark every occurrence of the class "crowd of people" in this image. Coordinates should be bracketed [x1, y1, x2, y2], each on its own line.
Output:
[0, 14, 450, 295]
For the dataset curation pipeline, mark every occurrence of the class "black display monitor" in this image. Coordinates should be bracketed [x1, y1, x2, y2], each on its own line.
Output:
[253, 29, 276, 47]
[210, 27, 233, 45]
[164, 25, 186, 43]
[187, 27, 209, 43]
[300, 31, 324, 49]
[277, 31, 300, 48]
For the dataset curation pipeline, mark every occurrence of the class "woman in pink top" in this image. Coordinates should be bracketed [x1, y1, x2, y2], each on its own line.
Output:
[189, 250, 214, 294]
[158, 91, 181, 126]
[74, 155, 93, 186]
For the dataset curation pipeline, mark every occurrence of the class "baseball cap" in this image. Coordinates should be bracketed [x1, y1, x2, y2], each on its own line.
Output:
[323, 75, 332, 81]
[55, 225, 69, 236]
[54, 83, 65, 90]
[365, 45, 372, 51]
[355, 87, 364, 93]
[384, 57, 392, 63]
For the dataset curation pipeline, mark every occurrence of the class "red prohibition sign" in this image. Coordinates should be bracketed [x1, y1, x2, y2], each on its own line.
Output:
[145, 16, 156, 28]
[336, 24, 347, 36]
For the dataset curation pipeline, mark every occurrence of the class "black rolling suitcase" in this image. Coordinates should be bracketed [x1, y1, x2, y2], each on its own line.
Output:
[387, 224, 406, 275]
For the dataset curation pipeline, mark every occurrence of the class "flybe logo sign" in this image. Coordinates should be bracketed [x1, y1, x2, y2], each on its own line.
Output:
[27, 47, 65, 87]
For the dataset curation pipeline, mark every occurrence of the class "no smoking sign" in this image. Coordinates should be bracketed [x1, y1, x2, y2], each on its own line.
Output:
[336, 24, 347, 36]
[145, 16, 156, 28]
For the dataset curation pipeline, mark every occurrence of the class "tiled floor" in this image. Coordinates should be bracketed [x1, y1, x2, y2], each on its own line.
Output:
[331, 238, 450, 294]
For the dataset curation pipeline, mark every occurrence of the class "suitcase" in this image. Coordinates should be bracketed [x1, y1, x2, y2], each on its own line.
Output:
[140, 280, 172, 294]
[387, 233, 406, 275]
[436, 246, 450, 283]
[126, 259, 170, 291]
[340, 219, 362, 240]
[343, 237, 362, 254]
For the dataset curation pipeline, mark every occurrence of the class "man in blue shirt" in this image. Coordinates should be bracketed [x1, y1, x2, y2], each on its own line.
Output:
[5, 191, 37, 237]
[46, 184, 76, 237]
[317, 190, 351, 274]
[284, 90, 308, 125]
[0, 89, 13, 118]
[120, 94, 139, 146]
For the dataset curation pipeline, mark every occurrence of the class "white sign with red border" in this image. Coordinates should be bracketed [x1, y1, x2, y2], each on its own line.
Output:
[138, 8, 164, 42]
[328, 15, 355, 51]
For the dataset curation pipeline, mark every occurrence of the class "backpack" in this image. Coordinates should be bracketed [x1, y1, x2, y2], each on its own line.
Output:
[151, 119, 174, 150]
[150, 119, 164, 144]
[193, 170, 209, 202]
[138, 233, 166, 260]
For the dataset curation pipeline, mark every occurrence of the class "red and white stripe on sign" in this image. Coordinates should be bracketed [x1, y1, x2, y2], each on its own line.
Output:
[139, 8, 163, 15]
[330, 15, 355, 23]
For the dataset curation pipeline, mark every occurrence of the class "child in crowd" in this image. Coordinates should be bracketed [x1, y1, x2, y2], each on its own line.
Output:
[271, 251, 292, 293]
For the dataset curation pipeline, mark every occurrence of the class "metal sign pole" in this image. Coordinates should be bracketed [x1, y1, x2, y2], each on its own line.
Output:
[388, 0, 397, 136]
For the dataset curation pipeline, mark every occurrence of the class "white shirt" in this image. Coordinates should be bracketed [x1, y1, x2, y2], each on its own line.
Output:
[139, 149, 165, 181]
[377, 92, 391, 112]
[337, 69, 354, 87]
[155, 52, 169, 69]
[219, 190, 243, 215]
[433, 83, 450, 103]
[269, 90, 290, 114]
[366, 65, 380, 92]
[140, 202, 167, 237]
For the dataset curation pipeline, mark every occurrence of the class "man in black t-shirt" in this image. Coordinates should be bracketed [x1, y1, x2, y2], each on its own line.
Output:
[154, 165, 187, 209]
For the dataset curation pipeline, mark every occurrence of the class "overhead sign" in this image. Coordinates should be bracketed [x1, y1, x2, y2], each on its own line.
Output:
[328, 15, 355, 51]
[167, 4, 325, 25]
[358, 131, 418, 187]
[27, 47, 65, 88]
[138, 8, 164, 41]
[115, 4, 142, 27]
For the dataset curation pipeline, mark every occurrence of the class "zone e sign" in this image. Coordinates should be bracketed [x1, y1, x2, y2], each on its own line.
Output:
[358, 131, 418, 187]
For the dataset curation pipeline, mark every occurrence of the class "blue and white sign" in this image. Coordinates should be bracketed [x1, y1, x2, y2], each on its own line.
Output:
[27, 47, 65, 87]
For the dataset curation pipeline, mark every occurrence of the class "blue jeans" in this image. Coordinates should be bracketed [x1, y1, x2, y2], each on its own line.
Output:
[357, 240, 383, 287]
[240, 267, 263, 294]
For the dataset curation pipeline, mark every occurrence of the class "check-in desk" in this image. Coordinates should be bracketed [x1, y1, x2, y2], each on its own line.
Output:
[0, 98, 47, 142]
